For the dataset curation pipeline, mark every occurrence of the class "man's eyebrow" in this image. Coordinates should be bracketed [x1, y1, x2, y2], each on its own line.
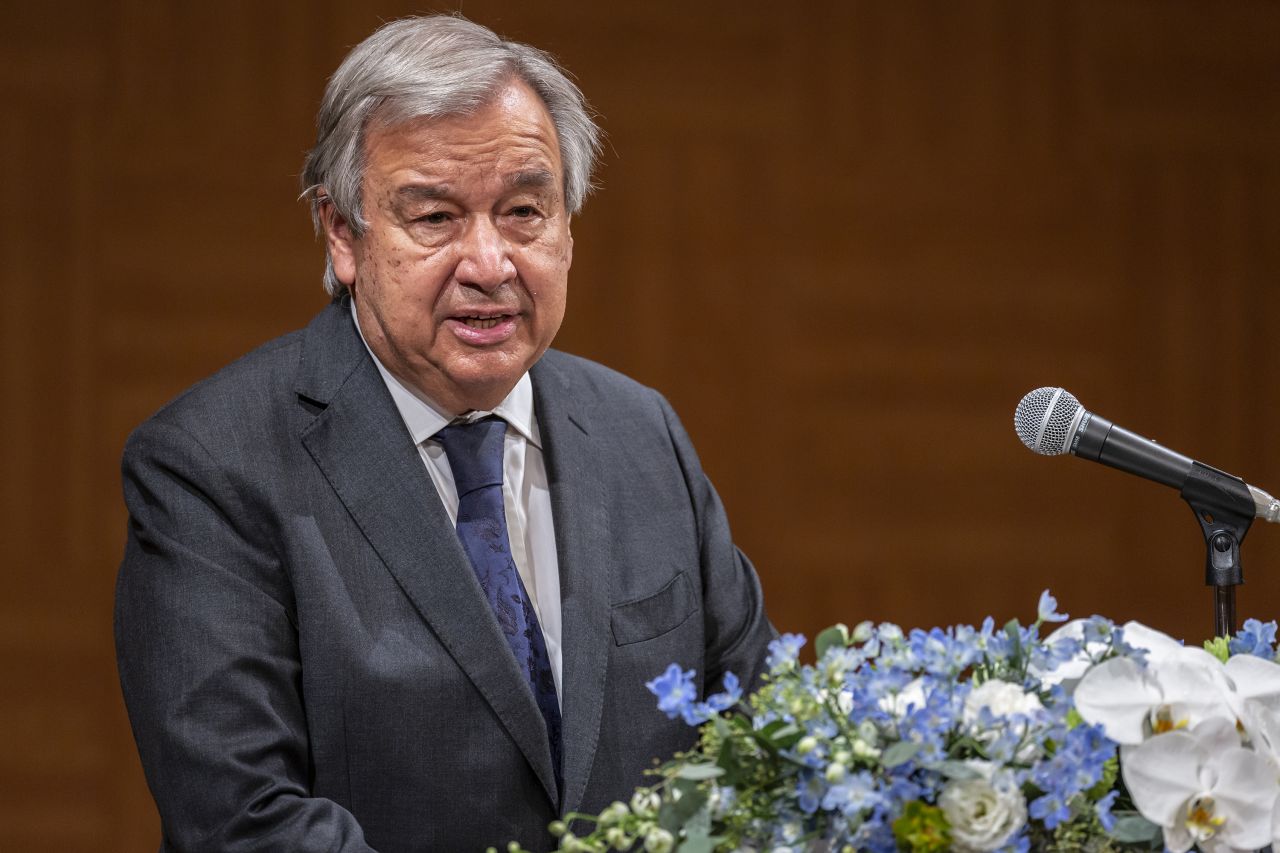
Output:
[505, 169, 555, 191]
[395, 184, 450, 204]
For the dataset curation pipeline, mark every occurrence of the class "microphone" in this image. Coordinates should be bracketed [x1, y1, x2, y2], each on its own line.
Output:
[1014, 387, 1280, 523]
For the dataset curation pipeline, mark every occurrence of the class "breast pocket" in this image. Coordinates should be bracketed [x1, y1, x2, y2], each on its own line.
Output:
[610, 571, 696, 646]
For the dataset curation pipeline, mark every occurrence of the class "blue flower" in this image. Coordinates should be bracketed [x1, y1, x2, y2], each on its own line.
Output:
[767, 633, 806, 670]
[1037, 590, 1068, 623]
[1027, 721, 1115, 829]
[1229, 618, 1278, 660]
[673, 672, 746, 724]
[1028, 790, 1072, 829]
[906, 627, 984, 676]
[705, 671, 742, 712]
[1095, 789, 1119, 831]
[821, 770, 882, 817]
[646, 664, 697, 721]
[795, 768, 827, 814]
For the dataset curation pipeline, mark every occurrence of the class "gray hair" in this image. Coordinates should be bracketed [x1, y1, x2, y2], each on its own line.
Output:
[300, 15, 602, 297]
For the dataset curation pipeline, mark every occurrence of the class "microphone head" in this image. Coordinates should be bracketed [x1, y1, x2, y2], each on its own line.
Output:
[1015, 387, 1084, 456]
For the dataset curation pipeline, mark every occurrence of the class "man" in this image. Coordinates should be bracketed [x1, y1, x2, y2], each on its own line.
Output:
[115, 15, 774, 852]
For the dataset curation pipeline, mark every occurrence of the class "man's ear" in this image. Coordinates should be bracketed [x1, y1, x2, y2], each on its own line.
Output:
[318, 197, 358, 287]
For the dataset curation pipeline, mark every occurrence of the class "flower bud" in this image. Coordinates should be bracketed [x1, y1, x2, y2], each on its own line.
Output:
[796, 735, 818, 755]
[825, 761, 847, 783]
[600, 801, 629, 825]
[851, 738, 880, 759]
[630, 790, 659, 815]
[643, 827, 675, 853]
[549, 821, 567, 837]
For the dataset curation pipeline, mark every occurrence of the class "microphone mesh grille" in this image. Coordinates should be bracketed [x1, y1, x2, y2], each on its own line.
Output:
[1014, 387, 1081, 456]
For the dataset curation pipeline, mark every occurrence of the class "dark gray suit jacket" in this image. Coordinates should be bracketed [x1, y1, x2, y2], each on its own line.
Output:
[115, 298, 775, 852]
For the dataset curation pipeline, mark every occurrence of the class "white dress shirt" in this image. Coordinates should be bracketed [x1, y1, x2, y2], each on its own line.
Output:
[351, 303, 563, 704]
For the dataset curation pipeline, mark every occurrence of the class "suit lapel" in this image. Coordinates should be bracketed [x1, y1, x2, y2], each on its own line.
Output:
[531, 355, 613, 817]
[295, 301, 559, 806]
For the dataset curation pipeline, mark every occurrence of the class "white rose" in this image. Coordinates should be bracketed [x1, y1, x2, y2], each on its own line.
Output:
[963, 679, 1043, 723]
[964, 679, 1044, 760]
[938, 762, 1027, 852]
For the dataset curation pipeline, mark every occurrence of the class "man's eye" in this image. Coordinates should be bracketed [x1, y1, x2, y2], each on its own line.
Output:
[509, 206, 538, 219]
[417, 212, 451, 224]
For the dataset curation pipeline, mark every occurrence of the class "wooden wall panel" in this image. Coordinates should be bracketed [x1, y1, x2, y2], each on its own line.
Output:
[2, 1, 1278, 848]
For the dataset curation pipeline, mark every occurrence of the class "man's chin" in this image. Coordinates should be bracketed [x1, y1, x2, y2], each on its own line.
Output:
[440, 365, 531, 412]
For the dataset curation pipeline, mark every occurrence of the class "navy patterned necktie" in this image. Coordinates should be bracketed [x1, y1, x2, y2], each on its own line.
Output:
[435, 416, 563, 793]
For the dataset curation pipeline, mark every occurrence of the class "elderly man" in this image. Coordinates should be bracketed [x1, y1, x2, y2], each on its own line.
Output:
[115, 15, 774, 852]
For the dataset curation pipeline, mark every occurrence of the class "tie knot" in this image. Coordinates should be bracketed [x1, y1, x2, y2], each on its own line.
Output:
[435, 416, 506, 496]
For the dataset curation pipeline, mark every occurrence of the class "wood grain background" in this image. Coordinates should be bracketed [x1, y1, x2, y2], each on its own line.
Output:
[3, 1, 1278, 848]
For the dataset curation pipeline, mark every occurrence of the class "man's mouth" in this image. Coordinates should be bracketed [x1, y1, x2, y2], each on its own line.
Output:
[446, 312, 520, 345]
[459, 315, 508, 330]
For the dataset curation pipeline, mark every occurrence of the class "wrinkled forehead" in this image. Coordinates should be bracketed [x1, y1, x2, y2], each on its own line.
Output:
[361, 80, 565, 187]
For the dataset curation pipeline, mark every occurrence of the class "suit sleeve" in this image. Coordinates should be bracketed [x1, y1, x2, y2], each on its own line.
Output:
[655, 393, 778, 694]
[114, 418, 377, 853]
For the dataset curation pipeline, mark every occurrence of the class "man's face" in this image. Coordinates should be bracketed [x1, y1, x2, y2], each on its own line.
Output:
[323, 79, 573, 414]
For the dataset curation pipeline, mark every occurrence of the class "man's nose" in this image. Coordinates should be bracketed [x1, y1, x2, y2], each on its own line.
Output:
[455, 216, 516, 290]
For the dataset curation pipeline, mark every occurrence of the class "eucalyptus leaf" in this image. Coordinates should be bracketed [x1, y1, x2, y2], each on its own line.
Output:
[815, 624, 850, 660]
[677, 837, 713, 853]
[880, 741, 922, 768]
[659, 785, 710, 834]
[929, 759, 983, 780]
[1003, 618, 1023, 666]
[1106, 813, 1163, 845]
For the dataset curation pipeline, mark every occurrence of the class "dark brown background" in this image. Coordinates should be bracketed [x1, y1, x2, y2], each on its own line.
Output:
[4, 1, 1279, 848]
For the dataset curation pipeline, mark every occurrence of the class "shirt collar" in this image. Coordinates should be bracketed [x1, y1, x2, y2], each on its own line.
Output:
[350, 300, 540, 448]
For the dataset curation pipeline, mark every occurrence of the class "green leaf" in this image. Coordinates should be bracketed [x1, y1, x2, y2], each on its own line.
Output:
[677, 837, 713, 853]
[766, 723, 804, 748]
[880, 741, 922, 768]
[757, 719, 790, 737]
[815, 623, 850, 660]
[715, 738, 742, 787]
[1003, 619, 1023, 667]
[659, 783, 708, 833]
[675, 763, 725, 781]
[1106, 812, 1163, 844]
[1204, 635, 1231, 663]
[677, 803, 714, 853]
[749, 720, 803, 753]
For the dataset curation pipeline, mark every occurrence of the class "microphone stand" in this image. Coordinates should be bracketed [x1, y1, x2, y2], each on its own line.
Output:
[1180, 462, 1254, 638]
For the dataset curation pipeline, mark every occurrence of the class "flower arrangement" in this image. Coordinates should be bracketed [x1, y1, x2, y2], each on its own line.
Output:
[499, 593, 1280, 853]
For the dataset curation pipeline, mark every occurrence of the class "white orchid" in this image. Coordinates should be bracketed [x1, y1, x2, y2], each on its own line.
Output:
[1221, 653, 1280, 759]
[1122, 717, 1276, 853]
[1074, 653, 1233, 745]
[1074, 620, 1280, 754]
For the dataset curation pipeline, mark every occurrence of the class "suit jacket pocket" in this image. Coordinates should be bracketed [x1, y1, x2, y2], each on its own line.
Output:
[611, 571, 695, 646]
